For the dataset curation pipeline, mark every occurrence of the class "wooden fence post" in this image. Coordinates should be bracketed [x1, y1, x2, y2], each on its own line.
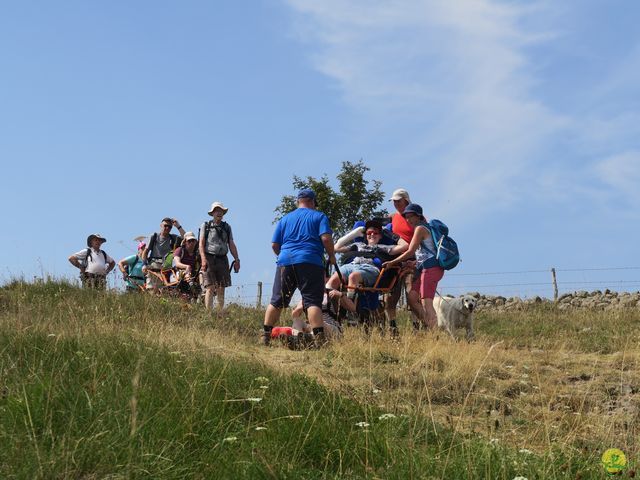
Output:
[551, 268, 558, 302]
[256, 282, 263, 308]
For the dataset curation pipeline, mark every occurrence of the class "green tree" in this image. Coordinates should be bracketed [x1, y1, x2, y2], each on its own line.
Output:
[274, 160, 388, 237]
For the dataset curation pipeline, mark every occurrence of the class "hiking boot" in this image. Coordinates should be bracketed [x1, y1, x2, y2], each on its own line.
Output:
[390, 326, 400, 339]
[300, 333, 315, 350]
[259, 331, 271, 346]
[314, 331, 328, 348]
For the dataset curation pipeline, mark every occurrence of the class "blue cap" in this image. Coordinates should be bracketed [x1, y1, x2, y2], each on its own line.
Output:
[353, 220, 365, 229]
[297, 188, 316, 201]
[402, 203, 425, 219]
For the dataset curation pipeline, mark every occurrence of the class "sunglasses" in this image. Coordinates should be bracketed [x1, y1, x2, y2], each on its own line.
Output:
[162, 224, 172, 228]
[366, 230, 381, 236]
[186, 239, 197, 242]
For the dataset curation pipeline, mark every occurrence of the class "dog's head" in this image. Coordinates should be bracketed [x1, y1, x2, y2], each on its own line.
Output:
[462, 295, 477, 313]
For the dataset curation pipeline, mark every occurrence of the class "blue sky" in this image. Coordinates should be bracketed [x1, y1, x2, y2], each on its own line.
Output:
[2, 1, 639, 299]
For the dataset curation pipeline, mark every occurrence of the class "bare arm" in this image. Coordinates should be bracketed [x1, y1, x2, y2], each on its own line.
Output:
[320, 233, 336, 265]
[118, 258, 129, 275]
[173, 254, 189, 271]
[384, 226, 428, 266]
[229, 238, 240, 272]
[68, 255, 84, 271]
[272, 242, 281, 255]
[106, 259, 116, 274]
[199, 229, 208, 270]
[388, 242, 409, 256]
[172, 218, 186, 237]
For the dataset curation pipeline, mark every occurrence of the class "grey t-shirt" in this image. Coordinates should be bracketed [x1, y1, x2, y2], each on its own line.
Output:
[149, 234, 175, 260]
[201, 221, 233, 256]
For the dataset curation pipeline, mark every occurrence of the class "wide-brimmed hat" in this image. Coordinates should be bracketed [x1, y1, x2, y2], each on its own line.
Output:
[208, 202, 228, 216]
[401, 203, 425, 220]
[389, 188, 410, 202]
[182, 231, 197, 245]
[86, 234, 107, 247]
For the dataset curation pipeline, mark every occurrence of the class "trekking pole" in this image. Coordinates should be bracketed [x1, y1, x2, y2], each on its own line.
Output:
[334, 261, 345, 286]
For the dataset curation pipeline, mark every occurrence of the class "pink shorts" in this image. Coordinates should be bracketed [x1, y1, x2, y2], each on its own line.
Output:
[412, 267, 445, 299]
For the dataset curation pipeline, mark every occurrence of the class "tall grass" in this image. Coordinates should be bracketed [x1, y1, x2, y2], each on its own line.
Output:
[1, 280, 637, 478]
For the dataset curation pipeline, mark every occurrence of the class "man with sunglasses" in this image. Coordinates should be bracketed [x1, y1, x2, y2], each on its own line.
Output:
[142, 217, 185, 289]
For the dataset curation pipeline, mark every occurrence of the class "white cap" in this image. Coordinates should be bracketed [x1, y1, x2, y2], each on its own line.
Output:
[208, 201, 229, 216]
[183, 231, 197, 242]
[389, 188, 410, 202]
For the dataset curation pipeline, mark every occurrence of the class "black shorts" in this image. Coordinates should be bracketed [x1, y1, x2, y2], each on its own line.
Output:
[269, 263, 324, 309]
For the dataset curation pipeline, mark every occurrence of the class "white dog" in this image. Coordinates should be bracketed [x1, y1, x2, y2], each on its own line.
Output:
[433, 294, 477, 341]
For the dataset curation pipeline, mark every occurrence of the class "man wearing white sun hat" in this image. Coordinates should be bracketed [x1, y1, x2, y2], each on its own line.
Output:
[199, 201, 240, 314]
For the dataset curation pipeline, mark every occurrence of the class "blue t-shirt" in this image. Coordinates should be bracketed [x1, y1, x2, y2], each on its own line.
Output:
[123, 254, 145, 289]
[272, 208, 332, 266]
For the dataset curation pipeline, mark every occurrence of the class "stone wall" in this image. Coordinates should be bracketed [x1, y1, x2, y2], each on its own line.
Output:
[467, 290, 640, 311]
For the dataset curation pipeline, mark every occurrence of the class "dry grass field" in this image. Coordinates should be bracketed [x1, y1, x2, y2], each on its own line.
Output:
[2, 280, 639, 478]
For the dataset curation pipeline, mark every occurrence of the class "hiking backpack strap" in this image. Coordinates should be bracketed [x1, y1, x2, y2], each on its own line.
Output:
[85, 248, 107, 264]
[147, 233, 158, 258]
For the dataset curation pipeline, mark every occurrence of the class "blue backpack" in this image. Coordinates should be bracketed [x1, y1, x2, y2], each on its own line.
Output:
[425, 220, 460, 270]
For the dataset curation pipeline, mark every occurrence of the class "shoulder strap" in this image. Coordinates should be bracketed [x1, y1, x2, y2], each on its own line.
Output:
[148, 233, 158, 254]
[100, 250, 107, 262]
[86, 248, 92, 262]
[222, 221, 231, 243]
[203, 220, 212, 242]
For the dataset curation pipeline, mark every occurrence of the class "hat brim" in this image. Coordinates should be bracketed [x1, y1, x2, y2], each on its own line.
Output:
[87, 235, 107, 247]
[208, 207, 229, 216]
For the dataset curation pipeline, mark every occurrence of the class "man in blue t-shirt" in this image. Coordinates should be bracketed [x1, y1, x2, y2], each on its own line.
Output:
[262, 188, 336, 346]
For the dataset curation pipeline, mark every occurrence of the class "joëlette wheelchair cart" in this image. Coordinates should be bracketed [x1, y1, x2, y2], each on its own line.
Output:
[329, 253, 412, 334]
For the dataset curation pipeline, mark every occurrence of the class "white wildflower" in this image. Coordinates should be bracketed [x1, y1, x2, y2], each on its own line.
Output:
[259, 385, 269, 390]
[378, 413, 397, 420]
[355, 422, 370, 428]
[255, 426, 267, 431]
[512, 476, 528, 480]
[372, 388, 381, 394]
[246, 397, 262, 403]
[285, 415, 303, 419]
[254, 377, 269, 383]
[490, 438, 499, 446]
[222, 436, 237, 443]
[519, 449, 533, 455]
[47, 334, 56, 337]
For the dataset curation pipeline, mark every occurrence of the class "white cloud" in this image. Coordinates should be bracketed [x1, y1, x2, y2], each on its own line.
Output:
[283, 0, 567, 219]
[592, 151, 640, 207]
[283, 1, 640, 224]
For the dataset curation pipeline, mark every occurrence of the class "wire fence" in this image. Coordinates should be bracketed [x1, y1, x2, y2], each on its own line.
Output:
[223, 266, 640, 306]
[32, 266, 640, 307]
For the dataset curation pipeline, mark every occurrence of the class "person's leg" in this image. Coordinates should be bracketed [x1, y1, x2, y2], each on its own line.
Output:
[419, 268, 445, 329]
[261, 266, 296, 345]
[407, 289, 427, 328]
[306, 305, 323, 329]
[422, 298, 437, 328]
[325, 272, 341, 290]
[216, 285, 225, 312]
[264, 303, 282, 327]
[347, 271, 362, 290]
[385, 280, 401, 333]
[204, 287, 215, 309]
[297, 264, 326, 345]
